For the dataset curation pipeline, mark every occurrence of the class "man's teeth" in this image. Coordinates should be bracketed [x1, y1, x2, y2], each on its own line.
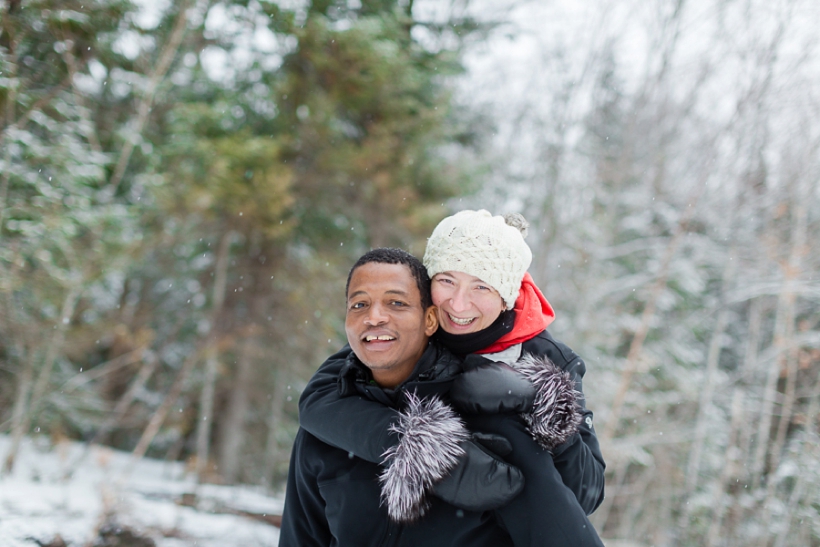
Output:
[365, 335, 396, 342]
[448, 314, 475, 326]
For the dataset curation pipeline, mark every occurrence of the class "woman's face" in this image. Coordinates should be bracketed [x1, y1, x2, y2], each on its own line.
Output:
[431, 270, 506, 334]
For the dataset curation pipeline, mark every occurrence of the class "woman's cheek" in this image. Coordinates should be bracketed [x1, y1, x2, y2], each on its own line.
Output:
[430, 285, 447, 306]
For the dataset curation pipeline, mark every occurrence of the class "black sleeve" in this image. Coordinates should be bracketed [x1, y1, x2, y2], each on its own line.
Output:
[297, 345, 400, 464]
[525, 333, 606, 514]
[465, 413, 605, 547]
[278, 430, 333, 547]
[551, 355, 606, 514]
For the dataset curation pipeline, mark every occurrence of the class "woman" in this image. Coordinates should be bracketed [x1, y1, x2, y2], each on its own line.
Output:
[423, 210, 605, 513]
[298, 210, 605, 544]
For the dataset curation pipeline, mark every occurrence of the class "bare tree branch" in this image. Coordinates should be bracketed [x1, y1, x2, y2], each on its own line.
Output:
[108, 1, 191, 193]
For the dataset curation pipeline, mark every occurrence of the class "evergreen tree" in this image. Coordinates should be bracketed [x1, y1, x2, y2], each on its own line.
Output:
[0, 0, 482, 486]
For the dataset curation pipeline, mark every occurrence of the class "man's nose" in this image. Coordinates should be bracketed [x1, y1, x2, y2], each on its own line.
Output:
[364, 302, 388, 325]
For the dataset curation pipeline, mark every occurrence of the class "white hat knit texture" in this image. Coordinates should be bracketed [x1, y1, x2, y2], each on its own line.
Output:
[423, 210, 532, 309]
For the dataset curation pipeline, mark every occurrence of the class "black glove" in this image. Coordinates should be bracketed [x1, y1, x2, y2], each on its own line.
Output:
[431, 433, 524, 512]
[450, 355, 537, 414]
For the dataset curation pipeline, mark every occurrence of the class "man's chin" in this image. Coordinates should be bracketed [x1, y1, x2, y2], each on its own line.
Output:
[357, 356, 395, 371]
[360, 353, 412, 379]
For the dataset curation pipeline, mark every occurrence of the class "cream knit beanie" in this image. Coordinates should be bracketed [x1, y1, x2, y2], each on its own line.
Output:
[423, 210, 532, 309]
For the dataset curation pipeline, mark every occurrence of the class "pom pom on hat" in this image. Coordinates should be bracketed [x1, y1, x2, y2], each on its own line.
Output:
[423, 210, 532, 309]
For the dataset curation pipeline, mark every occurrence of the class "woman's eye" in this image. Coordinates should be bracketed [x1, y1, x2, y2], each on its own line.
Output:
[476, 285, 490, 291]
[437, 278, 453, 285]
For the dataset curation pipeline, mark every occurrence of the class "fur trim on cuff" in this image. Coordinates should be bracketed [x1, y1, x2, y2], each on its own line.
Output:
[514, 353, 582, 451]
[379, 392, 469, 523]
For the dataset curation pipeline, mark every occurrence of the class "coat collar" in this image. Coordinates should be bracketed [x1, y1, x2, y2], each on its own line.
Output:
[338, 343, 461, 408]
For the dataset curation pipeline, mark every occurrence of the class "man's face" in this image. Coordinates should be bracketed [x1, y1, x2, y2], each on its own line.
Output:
[345, 262, 438, 389]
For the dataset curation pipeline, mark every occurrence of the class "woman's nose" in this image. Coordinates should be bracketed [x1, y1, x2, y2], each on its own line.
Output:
[449, 287, 471, 312]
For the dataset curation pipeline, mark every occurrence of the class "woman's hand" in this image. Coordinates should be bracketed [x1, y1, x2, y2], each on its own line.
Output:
[450, 355, 537, 414]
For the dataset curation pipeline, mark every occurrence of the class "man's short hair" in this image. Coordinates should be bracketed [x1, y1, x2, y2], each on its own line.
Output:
[346, 248, 433, 309]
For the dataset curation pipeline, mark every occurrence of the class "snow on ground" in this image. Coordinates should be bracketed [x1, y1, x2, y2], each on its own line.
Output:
[0, 434, 282, 547]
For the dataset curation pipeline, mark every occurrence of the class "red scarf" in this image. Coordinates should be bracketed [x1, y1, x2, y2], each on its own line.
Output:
[475, 273, 555, 354]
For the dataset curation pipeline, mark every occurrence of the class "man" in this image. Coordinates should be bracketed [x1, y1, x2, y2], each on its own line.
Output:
[279, 248, 604, 546]
[279, 248, 521, 546]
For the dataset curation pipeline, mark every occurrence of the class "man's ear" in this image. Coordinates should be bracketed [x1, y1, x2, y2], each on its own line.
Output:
[424, 306, 439, 336]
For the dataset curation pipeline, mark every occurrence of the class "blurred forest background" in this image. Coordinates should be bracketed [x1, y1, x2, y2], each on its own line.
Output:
[0, 0, 818, 546]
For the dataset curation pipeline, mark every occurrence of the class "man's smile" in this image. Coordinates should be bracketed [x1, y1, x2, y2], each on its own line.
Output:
[364, 334, 397, 342]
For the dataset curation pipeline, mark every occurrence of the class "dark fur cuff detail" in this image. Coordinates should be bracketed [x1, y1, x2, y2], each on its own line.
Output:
[514, 353, 582, 451]
[379, 392, 469, 523]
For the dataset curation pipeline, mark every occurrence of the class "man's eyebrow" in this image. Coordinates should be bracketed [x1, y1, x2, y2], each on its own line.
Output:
[347, 289, 411, 301]
[385, 289, 410, 297]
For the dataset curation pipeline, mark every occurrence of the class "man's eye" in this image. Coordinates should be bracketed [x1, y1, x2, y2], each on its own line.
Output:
[390, 301, 407, 307]
[350, 302, 365, 310]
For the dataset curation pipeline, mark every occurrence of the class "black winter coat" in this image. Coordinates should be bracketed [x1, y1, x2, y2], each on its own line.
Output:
[299, 330, 606, 515]
[294, 342, 605, 547]
[279, 344, 514, 547]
